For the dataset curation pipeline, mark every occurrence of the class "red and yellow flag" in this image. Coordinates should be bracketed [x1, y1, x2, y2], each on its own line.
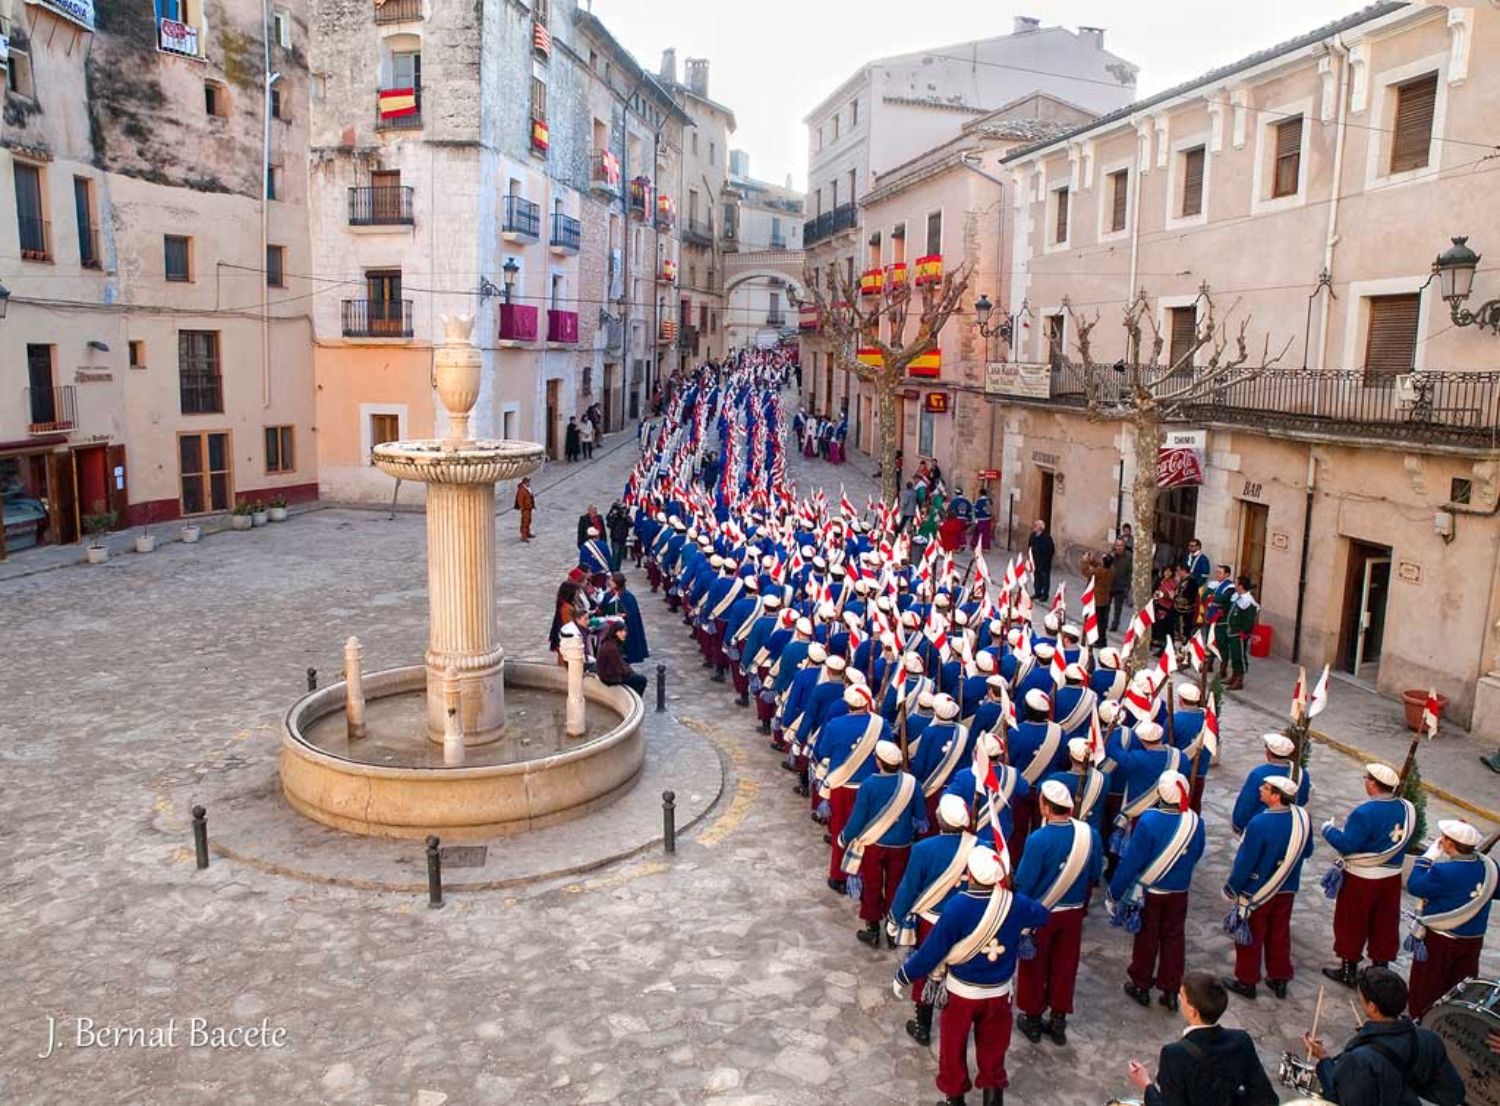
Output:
[909, 349, 941, 378]
[377, 87, 418, 119]
[914, 254, 943, 286]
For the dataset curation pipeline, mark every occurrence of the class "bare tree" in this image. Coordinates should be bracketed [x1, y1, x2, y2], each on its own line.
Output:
[803, 260, 971, 503]
[1074, 289, 1294, 655]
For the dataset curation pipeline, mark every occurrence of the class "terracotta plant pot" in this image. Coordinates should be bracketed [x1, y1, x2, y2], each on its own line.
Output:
[1402, 689, 1449, 732]
[85, 545, 109, 564]
[181, 525, 202, 543]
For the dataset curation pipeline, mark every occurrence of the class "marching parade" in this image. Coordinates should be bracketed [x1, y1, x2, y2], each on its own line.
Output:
[564, 350, 1496, 1106]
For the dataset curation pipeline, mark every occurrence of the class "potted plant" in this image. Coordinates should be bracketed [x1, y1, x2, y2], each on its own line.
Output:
[84, 511, 115, 564]
[135, 503, 157, 554]
[250, 500, 269, 528]
[267, 495, 288, 523]
[230, 503, 253, 531]
[181, 521, 202, 543]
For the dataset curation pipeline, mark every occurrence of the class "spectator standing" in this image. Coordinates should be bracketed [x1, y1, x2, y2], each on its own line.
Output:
[605, 502, 631, 570]
[564, 417, 581, 462]
[1028, 519, 1055, 601]
[578, 417, 595, 460]
[1105, 538, 1133, 635]
[514, 477, 536, 541]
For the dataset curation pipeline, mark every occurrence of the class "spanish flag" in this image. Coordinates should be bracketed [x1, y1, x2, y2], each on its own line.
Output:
[857, 347, 884, 369]
[914, 254, 943, 287]
[378, 87, 418, 119]
[531, 118, 550, 153]
[909, 349, 941, 378]
[886, 262, 908, 287]
[859, 268, 884, 297]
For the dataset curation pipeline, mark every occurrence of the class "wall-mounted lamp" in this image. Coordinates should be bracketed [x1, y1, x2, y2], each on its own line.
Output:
[1433, 236, 1500, 333]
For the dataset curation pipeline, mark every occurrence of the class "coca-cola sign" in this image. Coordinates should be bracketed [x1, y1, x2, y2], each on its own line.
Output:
[1156, 429, 1205, 488]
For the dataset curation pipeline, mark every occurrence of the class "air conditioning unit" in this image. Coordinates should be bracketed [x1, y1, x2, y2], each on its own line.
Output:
[1394, 373, 1419, 406]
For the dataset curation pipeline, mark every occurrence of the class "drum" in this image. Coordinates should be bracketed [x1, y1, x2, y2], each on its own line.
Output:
[1277, 1052, 1322, 1096]
[1421, 977, 1500, 1106]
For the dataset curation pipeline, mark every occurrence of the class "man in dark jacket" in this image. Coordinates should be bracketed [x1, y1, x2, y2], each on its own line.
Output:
[1304, 966, 1465, 1106]
[1126, 971, 1278, 1106]
[605, 502, 631, 569]
[1028, 519, 1055, 601]
[577, 504, 605, 549]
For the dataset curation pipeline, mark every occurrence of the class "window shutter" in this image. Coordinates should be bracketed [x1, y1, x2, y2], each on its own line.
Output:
[1364, 294, 1420, 380]
[1168, 307, 1198, 371]
[1273, 116, 1302, 197]
[1110, 171, 1128, 232]
[1181, 147, 1205, 216]
[1055, 187, 1069, 243]
[1390, 73, 1437, 173]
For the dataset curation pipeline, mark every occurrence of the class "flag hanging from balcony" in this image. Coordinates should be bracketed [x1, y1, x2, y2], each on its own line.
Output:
[886, 262, 908, 288]
[799, 305, 821, 331]
[914, 254, 943, 287]
[859, 269, 885, 297]
[532, 20, 552, 59]
[531, 118, 550, 154]
[378, 87, 418, 119]
[909, 349, 941, 378]
[857, 347, 884, 369]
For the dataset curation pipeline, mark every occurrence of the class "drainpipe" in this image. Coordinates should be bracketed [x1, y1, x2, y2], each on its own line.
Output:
[260, 0, 280, 409]
[1291, 448, 1317, 663]
[1316, 35, 1351, 371]
[1126, 119, 1144, 307]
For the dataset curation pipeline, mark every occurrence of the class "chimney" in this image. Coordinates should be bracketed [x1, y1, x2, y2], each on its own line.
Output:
[660, 48, 678, 85]
[1013, 16, 1040, 34]
[1078, 25, 1105, 49]
[686, 58, 709, 98]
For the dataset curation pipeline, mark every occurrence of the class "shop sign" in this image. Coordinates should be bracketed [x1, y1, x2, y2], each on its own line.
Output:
[1240, 479, 1263, 500]
[30, 0, 95, 31]
[923, 392, 950, 414]
[985, 361, 1051, 399]
[1156, 429, 1205, 488]
[75, 369, 113, 383]
[159, 18, 200, 57]
[977, 468, 1000, 480]
[1031, 451, 1059, 468]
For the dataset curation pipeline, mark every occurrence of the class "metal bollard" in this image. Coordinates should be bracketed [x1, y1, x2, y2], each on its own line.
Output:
[306, 667, 317, 692]
[656, 664, 666, 712]
[191, 805, 209, 870]
[662, 790, 676, 854]
[425, 835, 443, 909]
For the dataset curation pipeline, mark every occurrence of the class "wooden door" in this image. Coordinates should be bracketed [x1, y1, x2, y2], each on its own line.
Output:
[545, 379, 560, 459]
[48, 449, 79, 545]
[1237, 501, 1268, 590]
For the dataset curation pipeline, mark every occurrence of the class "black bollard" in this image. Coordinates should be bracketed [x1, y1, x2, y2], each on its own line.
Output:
[425, 835, 443, 909]
[662, 790, 676, 853]
[306, 667, 317, 692]
[191, 805, 209, 870]
[656, 664, 666, 712]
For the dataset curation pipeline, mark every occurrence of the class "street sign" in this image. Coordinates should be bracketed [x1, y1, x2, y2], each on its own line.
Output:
[985, 361, 1051, 398]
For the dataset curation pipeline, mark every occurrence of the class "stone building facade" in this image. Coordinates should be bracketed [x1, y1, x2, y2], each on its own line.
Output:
[723, 150, 803, 354]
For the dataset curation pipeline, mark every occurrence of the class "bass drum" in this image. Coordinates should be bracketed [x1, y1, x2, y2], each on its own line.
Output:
[1421, 977, 1500, 1106]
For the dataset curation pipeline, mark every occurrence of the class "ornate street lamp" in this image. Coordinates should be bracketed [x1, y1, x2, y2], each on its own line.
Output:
[973, 292, 1016, 345]
[502, 258, 519, 305]
[1433, 236, 1499, 333]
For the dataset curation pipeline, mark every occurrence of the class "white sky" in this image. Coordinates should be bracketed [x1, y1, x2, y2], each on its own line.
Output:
[587, 0, 1370, 191]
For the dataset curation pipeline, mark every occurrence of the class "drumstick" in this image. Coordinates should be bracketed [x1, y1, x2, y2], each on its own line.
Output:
[1306, 984, 1326, 1061]
[1349, 998, 1364, 1028]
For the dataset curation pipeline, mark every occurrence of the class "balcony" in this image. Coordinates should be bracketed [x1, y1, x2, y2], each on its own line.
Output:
[549, 212, 581, 254]
[628, 178, 651, 221]
[25, 384, 76, 434]
[348, 185, 415, 226]
[376, 88, 422, 130]
[766, 310, 786, 327]
[158, 17, 202, 57]
[659, 259, 678, 284]
[590, 150, 621, 195]
[547, 309, 579, 345]
[79, 225, 101, 269]
[659, 319, 678, 345]
[655, 195, 677, 232]
[683, 218, 712, 247]
[341, 299, 414, 339]
[502, 195, 541, 243]
[19, 216, 52, 262]
[498, 303, 539, 344]
[678, 324, 699, 353]
[374, 0, 423, 23]
[603, 315, 624, 352]
[803, 203, 857, 247]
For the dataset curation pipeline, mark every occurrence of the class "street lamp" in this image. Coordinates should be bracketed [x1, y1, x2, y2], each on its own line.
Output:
[502, 258, 519, 305]
[0, 281, 9, 319]
[1432, 236, 1499, 332]
[973, 292, 1016, 345]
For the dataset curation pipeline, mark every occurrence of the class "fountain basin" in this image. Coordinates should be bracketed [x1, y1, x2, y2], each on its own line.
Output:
[281, 661, 644, 840]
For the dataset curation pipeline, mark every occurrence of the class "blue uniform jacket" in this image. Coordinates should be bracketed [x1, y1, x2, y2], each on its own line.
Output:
[801, 681, 847, 745]
[945, 765, 1029, 842]
[815, 712, 889, 788]
[1108, 807, 1206, 899]
[771, 639, 810, 694]
[1107, 729, 1183, 811]
[739, 614, 780, 674]
[1227, 807, 1316, 898]
[1322, 796, 1412, 873]
[839, 771, 926, 849]
[1040, 768, 1107, 833]
[890, 831, 972, 923]
[897, 887, 1051, 993]
[1231, 761, 1311, 834]
[1016, 665, 1054, 706]
[971, 698, 1005, 737]
[1015, 820, 1104, 909]
[1407, 855, 1500, 937]
[1010, 719, 1065, 782]
[780, 667, 822, 728]
[909, 721, 971, 791]
[1052, 686, 1093, 737]
[721, 595, 760, 650]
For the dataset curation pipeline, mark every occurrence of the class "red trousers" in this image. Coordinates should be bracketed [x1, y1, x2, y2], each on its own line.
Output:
[909, 918, 934, 1001]
[1408, 931, 1484, 1020]
[1332, 874, 1402, 964]
[937, 992, 1014, 1096]
[920, 791, 942, 839]
[1008, 793, 1037, 866]
[1234, 892, 1296, 986]
[1016, 905, 1085, 1016]
[856, 843, 910, 923]
[1189, 774, 1206, 814]
[731, 665, 749, 696]
[827, 786, 857, 880]
[1127, 891, 1189, 993]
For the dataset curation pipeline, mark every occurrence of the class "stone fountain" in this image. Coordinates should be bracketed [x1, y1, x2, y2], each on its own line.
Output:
[280, 316, 645, 839]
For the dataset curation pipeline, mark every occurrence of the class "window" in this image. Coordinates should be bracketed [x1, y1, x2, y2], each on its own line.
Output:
[164, 235, 192, 282]
[530, 75, 547, 122]
[74, 177, 99, 269]
[365, 270, 405, 336]
[918, 406, 935, 455]
[1451, 477, 1472, 505]
[847, 169, 856, 205]
[892, 221, 906, 264]
[851, 99, 858, 127]
[266, 164, 283, 200]
[533, 0, 550, 22]
[273, 9, 291, 48]
[709, 141, 715, 163]
[26, 345, 57, 429]
[205, 80, 227, 117]
[6, 49, 34, 98]
[1272, 115, 1302, 198]
[264, 425, 295, 473]
[1167, 306, 1198, 372]
[1045, 314, 1064, 369]
[1054, 187, 1070, 244]
[1108, 169, 1129, 232]
[832, 114, 840, 141]
[1180, 147, 1206, 217]
[1363, 293, 1421, 380]
[271, 85, 291, 121]
[266, 245, 285, 288]
[179, 431, 232, 516]
[925, 211, 941, 256]
[178, 331, 223, 414]
[816, 126, 823, 152]
[129, 340, 146, 369]
[1390, 73, 1438, 174]
[14, 163, 49, 261]
[369, 413, 401, 457]
[691, 131, 698, 156]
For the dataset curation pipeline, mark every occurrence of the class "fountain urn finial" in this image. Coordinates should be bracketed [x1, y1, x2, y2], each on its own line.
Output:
[434, 314, 481, 443]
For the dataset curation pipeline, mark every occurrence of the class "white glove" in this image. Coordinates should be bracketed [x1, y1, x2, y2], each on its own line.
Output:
[1424, 839, 1445, 862]
[892, 977, 907, 1000]
[1321, 819, 1336, 834]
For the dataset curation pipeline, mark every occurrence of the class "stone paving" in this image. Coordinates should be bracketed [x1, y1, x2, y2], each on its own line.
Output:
[2, 412, 1498, 1106]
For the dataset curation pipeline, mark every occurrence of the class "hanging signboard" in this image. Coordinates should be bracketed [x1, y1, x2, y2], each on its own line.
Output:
[30, 0, 95, 30]
[1156, 429, 1206, 488]
[985, 361, 1051, 399]
[158, 18, 201, 56]
[923, 392, 950, 414]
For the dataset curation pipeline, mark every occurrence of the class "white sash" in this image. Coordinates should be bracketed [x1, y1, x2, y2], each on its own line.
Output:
[1341, 799, 1415, 876]
[1098, 671, 1126, 700]
[923, 724, 971, 798]
[1122, 749, 1183, 819]
[940, 886, 1015, 975]
[822, 714, 885, 792]
[1128, 810, 1200, 904]
[1055, 689, 1097, 735]
[1417, 855, 1500, 934]
[1072, 768, 1106, 824]
[911, 832, 978, 921]
[709, 577, 744, 621]
[1245, 807, 1312, 911]
[731, 598, 765, 645]
[842, 773, 917, 875]
[1019, 722, 1064, 785]
[1037, 821, 1094, 909]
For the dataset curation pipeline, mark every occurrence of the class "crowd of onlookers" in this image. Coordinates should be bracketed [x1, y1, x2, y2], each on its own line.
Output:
[562, 404, 605, 463]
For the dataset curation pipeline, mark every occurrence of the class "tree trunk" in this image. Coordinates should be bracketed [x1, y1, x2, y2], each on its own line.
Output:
[1129, 410, 1161, 666]
[878, 382, 900, 504]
